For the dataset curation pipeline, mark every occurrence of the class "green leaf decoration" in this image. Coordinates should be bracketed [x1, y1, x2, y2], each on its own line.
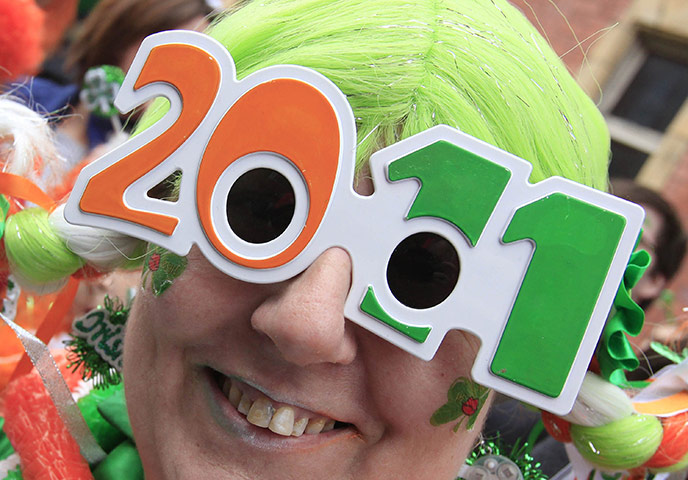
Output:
[448, 377, 471, 401]
[142, 246, 187, 297]
[65, 296, 130, 389]
[92, 440, 144, 480]
[597, 249, 650, 386]
[76, 381, 144, 479]
[430, 401, 462, 426]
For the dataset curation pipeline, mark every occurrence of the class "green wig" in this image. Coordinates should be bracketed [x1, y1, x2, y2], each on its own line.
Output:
[141, 0, 610, 190]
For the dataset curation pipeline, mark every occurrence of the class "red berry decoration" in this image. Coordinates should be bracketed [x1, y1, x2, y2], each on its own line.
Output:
[541, 410, 572, 443]
[148, 252, 161, 271]
[462, 397, 478, 416]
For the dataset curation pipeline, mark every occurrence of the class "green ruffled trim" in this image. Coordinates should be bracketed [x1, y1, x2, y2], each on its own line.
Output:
[597, 249, 651, 386]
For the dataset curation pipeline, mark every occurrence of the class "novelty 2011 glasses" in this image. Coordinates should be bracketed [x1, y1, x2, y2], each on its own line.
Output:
[65, 31, 644, 415]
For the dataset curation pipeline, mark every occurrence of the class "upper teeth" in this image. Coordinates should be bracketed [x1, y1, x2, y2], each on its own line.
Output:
[222, 378, 336, 437]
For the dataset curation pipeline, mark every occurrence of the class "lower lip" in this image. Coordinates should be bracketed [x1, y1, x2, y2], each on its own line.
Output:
[200, 367, 358, 452]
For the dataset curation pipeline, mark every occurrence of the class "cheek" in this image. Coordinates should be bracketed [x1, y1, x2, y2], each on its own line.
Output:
[131, 259, 277, 350]
[364, 330, 482, 432]
[362, 336, 489, 480]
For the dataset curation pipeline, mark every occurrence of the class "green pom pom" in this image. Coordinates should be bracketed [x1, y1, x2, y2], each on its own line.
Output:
[4, 208, 84, 289]
[570, 414, 663, 471]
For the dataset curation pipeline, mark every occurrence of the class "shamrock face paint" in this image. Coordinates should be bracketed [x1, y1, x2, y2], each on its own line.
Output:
[142, 245, 187, 297]
[65, 30, 644, 414]
[80, 65, 125, 120]
[431, 377, 490, 432]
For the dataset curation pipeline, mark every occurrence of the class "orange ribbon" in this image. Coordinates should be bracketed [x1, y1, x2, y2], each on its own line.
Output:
[0, 171, 57, 211]
[11, 276, 80, 381]
[0, 172, 79, 381]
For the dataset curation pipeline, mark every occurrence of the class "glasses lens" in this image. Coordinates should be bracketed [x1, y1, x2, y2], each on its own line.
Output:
[226, 168, 295, 244]
[386, 232, 460, 309]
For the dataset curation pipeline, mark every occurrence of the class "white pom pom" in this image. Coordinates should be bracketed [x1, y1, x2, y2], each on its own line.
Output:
[0, 95, 66, 186]
[49, 204, 142, 270]
[561, 372, 635, 427]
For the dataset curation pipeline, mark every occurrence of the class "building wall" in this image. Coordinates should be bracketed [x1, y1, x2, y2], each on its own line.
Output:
[516, 0, 688, 346]
[510, 0, 633, 72]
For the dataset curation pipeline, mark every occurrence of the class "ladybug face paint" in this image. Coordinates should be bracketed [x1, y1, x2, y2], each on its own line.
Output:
[65, 31, 644, 414]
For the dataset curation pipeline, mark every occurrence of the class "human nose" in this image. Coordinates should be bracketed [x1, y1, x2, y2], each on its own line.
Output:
[250, 247, 357, 366]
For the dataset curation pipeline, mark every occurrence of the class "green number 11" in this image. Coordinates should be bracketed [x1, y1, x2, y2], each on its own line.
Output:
[366, 139, 628, 398]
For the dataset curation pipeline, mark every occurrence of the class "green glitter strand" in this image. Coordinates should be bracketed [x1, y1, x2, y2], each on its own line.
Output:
[65, 296, 129, 389]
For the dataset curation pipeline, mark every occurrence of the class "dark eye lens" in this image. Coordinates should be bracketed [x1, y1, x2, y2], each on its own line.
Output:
[226, 168, 295, 244]
[386, 232, 460, 309]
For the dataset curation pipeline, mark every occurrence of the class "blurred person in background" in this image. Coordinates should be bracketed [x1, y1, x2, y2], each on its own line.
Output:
[612, 179, 687, 380]
[8, 0, 213, 167]
[611, 179, 687, 311]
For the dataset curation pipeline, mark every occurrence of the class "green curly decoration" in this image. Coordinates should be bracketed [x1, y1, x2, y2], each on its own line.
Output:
[461, 438, 547, 480]
[597, 249, 651, 386]
[65, 296, 129, 389]
[650, 341, 688, 364]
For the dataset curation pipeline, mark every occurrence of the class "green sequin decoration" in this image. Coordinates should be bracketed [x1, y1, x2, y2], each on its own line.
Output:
[461, 438, 546, 480]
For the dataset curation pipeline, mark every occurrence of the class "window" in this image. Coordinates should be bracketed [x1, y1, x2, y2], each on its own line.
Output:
[599, 31, 688, 179]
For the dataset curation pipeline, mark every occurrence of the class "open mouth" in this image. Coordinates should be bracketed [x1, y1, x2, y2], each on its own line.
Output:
[210, 369, 352, 437]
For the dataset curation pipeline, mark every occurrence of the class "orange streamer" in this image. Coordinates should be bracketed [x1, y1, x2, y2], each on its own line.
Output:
[0, 172, 57, 211]
[10, 277, 80, 381]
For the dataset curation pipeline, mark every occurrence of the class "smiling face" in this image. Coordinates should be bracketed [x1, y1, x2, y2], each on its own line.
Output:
[117, 0, 615, 475]
[123, 184, 488, 479]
